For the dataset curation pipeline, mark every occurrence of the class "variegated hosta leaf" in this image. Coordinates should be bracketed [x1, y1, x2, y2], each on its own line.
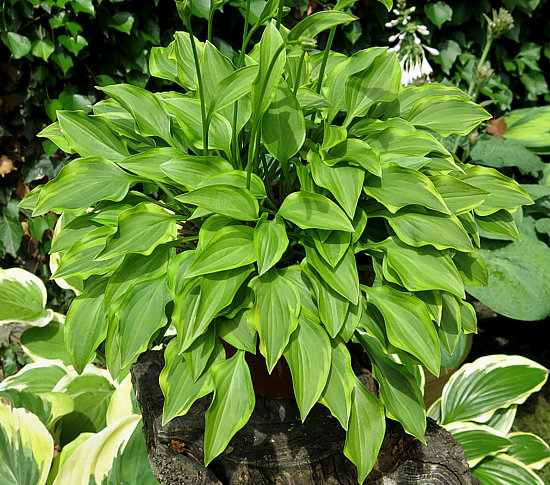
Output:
[472, 454, 544, 485]
[506, 432, 550, 471]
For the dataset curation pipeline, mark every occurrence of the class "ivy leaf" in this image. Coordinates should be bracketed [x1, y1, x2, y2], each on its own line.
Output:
[0, 217, 23, 258]
[1, 32, 32, 59]
[424, 2, 453, 29]
[31, 39, 55, 62]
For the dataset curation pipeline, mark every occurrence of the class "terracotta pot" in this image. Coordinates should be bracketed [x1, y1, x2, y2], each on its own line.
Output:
[220, 339, 295, 399]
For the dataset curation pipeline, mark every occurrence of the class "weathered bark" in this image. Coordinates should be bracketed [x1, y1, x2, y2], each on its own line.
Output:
[131, 350, 479, 485]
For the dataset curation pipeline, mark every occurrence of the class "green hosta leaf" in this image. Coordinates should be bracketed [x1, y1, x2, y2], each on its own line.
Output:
[1, 32, 32, 58]
[507, 432, 550, 470]
[345, 53, 401, 124]
[149, 44, 179, 84]
[163, 97, 232, 154]
[357, 331, 426, 441]
[458, 300, 477, 334]
[406, 95, 491, 136]
[53, 415, 141, 485]
[311, 230, 350, 267]
[440, 355, 549, 424]
[283, 316, 331, 421]
[363, 237, 464, 297]
[57, 111, 129, 160]
[174, 266, 252, 353]
[117, 148, 185, 183]
[424, 1, 453, 28]
[186, 225, 256, 277]
[210, 65, 259, 113]
[466, 237, 550, 321]
[105, 375, 134, 426]
[33, 157, 136, 216]
[198, 171, 267, 199]
[248, 269, 300, 373]
[0, 404, 53, 485]
[173, 31, 204, 90]
[304, 243, 359, 304]
[287, 11, 356, 41]
[36, 122, 73, 154]
[251, 21, 286, 116]
[438, 292, 462, 355]
[160, 339, 221, 424]
[177, 185, 258, 221]
[445, 422, 512, 467]
[476, 210, 520, 240]
[309, 151, 364, 219]
[18, 313, 68, 363]
[0, 268, 53, 327]
[216, 311, 257, 354]
[262, 82, 305, 164]
[453, 250, 488, 287]
[472, 455, 544, 485]
[115, 277, 171, 369]
[319, 338, 355, 429]
[363, 285, 440, 376]
[161, 155, 233, 190]
[65, 279, 107, 373]
[279, 191, 354, 232]
[431, 174, 489, 214]
[254, 215, 289, 275]
[0, 362, 67, 394]
[372, 208, 474, 252]
[343, 378, 386, 483]
[96, 203, 177, 260]
[99, 84, 172, 141]
[204, 351, 255, 465]
[457, 165, 533, 216]
[364, 165, 450, 214]
[200, 41, 234, 107]
[31, 38, 55, 62]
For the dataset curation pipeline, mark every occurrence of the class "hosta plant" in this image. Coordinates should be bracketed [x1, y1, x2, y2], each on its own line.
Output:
[21, 0, 533, 480]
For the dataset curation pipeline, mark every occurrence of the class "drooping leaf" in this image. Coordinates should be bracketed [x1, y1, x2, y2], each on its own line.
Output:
[161, 155, 233, 190]
[20, 319, 72, 365]
[287, 11, 356, 42]
[204, 351, 255, 465]
[216, 311, 258, 354]
[472, 455, 545, 485]
[0, 362, 67, 394]
[117, 148, 186, 183]
[506, 432, 550, 470]
[431, 174, 489, 214]
[254, 215, 289, 275]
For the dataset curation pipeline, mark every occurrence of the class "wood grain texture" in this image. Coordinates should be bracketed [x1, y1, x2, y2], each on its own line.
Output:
[131, 349, 479, 485]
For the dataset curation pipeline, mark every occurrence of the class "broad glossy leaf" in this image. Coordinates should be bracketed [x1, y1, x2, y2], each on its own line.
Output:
[149, 43, 179, 84]
[405, 95, 491, 136]
[472, 455, 544, 485]
[182, 326, 216, 382]
[343, 378, 386, 483]
[485, 406, 517, 435]
[174, 266, 252, 352]
[0, 362, 67, 393]
[364, 237, 464, 297]
[311, 230, 350, 267]
[53, 415, 141, 485]
[216, 311, 257, 354]
[357, 331, 426, 441]
[0, 268, 53, 326]
[105, 375, 134, 426]
[210, 65, 259, 113]
[50, 214, 100, 253]
[324, 138, 381, 176]
[453, 250, 488, 287]
[161, 155, 233, 190]
[467, 237, 550, 321]
[283, 316, 331, 421]
[96, 203, 177, 260]
[363, 285, 440, 376]
[364, 165, 450, 214]
[1, 32, 32, 58]
[160, 339, 222, 424]
[279, 191, 354, 232]
[440, 355, 549, 424]
[20, 319, 72, 365]
[115, 277, 171, 368]
[304, 243, 359, 304]
[199, 41, 234, 107]
[262, 82, 305, 163]
[248, 270, 300, 373]
[372, 208, 474, 251]
[198, 171, 267, 199]
[117, 148, 186, 183]
[309, 151, 364, 219]
[431, 174, 489, 214]
[254, 215, 289, 275]
[164, 97, 232, 154]
[445, 422, 512, 467]
[57, 111, 129, 160]
[287, 11, 355, 41]
[64, 278, 109, 373]
[186, 225, 256, 277]
[173, 31, 204, 90]
[438, 292, 462, 355]
[397, 83, 469, 117]
[345, 53, 401, 124]
[33, 157, 136, 216]
[99, 84, 172, 141]
[204, 351, 255, 465]
[319, 338, 355, 429]
[177, 185, 258, 221]
[251, 22, 286, 116]
[476, 210, 520, 240]
[0, 404, 53, 485]
[507, 432, 550, 470]
[457, 165, 533, 216]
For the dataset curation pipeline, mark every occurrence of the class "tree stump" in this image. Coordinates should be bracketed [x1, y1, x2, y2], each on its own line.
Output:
[131, 350, 479, 485]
